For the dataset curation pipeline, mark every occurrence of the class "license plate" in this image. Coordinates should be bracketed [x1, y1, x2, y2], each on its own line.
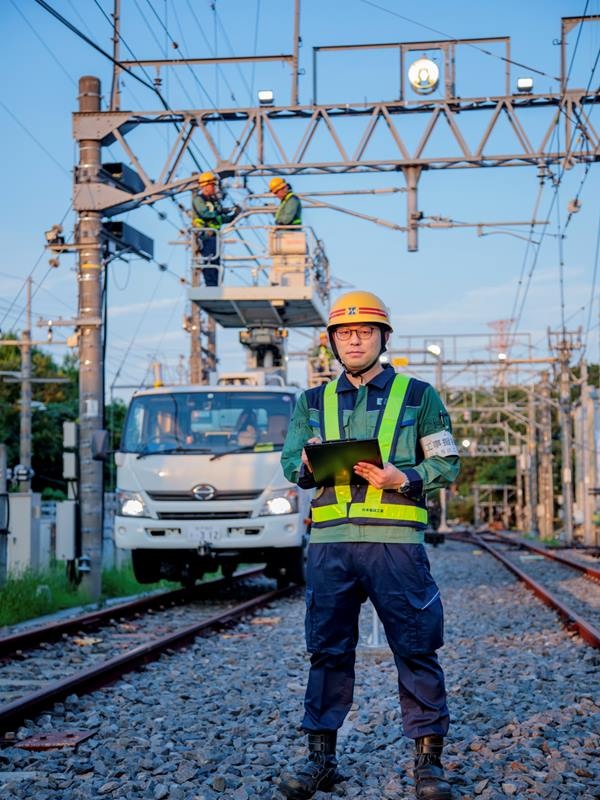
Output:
[189, 526, 222, 545]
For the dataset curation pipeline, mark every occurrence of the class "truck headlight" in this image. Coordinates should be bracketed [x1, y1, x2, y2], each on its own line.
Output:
[259, 488, 298, 516]
[117, 489, 150, 517]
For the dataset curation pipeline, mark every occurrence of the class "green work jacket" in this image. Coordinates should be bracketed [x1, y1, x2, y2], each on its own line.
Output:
[274, 192, 302, 226]
[281, 365, 460, 544]
[192, 194, 237, 230]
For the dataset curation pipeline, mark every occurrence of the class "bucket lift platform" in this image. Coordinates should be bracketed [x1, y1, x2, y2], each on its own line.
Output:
[188, 284, 327, 328]
[188, 225, 329, 329]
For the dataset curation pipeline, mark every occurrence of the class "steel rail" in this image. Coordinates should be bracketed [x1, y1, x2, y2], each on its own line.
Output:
[484, 531, 600, 581]
[0, 584, 297, 734]
[0, 567, 264, 658]
[473, 534, 600, 650]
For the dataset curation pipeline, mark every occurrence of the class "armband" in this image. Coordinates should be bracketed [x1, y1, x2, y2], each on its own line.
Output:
[420, 430, 459, 458]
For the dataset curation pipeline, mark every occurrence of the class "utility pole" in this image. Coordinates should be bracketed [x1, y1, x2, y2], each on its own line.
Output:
[291, 0, 301, 106]
[76, 76, 104, 599]
[526, 387, 539, 534]
[0, 444, 7, 587]
[548, 328, 581, 544]
[19, 277, 32, 493]
[538, 372, 554, 540]
[188, 232, 217, 384]
[110, 0, 121, 111]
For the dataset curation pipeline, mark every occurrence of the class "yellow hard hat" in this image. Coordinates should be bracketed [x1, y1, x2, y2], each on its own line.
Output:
[198, 171, 217, 186]
[327, 291, 392, 332]
[269, 176, 287, 193]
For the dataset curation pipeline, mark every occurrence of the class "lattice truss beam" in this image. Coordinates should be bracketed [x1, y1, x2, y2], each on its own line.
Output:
[443, 385, 536, 456]
[73, 91, 600, 215]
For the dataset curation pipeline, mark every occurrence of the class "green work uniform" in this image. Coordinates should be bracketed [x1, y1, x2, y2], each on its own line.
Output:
[275, 191, 302, 226]
[281, 365, 460, 544]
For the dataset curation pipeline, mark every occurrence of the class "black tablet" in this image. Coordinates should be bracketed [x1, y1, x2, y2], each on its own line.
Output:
[304, 438, 383, 486]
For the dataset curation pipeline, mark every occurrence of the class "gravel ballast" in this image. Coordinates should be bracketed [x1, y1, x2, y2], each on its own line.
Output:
[1, 539, 598, 799]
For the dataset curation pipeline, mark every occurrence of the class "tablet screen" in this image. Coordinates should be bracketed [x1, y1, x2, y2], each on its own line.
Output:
[305, 438, 383, 486]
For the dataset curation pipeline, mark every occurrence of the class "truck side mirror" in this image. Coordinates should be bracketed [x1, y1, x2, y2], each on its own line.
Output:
[91, 430, 110, 462]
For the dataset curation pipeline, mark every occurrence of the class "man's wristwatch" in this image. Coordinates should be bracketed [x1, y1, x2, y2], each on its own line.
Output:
[396, 479, 410, 494]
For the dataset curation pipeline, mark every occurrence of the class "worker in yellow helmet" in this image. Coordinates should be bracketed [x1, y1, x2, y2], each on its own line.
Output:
[192, 172, 240, 286]
[279, 290, 459, 800]
[269, 176, 302, 226]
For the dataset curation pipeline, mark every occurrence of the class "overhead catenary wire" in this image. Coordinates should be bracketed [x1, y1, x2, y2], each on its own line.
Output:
[358, 0, 560, 81]
[32, 0, 206, 173]
[507, 10, 599, 347]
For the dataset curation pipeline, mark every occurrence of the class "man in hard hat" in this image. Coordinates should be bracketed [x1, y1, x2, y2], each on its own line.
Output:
[270, 176, 302, 226]
[192, 172, 239, 286]
[280, 291, 459, 800]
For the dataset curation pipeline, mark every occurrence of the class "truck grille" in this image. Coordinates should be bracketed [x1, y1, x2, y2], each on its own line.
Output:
[147, 490, 262, 502]
[156, 511, 253, 520]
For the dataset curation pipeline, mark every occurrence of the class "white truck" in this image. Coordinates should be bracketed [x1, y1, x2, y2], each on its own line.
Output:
[114, 374, 311, 587]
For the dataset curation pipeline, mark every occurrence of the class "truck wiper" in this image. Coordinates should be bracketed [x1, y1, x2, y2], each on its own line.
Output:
[209, 445, 256, 461]
[136, 446, 212, 460]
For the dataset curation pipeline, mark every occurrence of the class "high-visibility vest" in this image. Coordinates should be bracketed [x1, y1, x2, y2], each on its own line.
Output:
[275, 192, 302, 225]
[311, 374, 428, 529]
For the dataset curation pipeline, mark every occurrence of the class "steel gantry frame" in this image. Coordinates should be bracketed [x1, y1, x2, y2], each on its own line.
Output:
[63, 7, 600, 596]
[74, 15, 600, 255]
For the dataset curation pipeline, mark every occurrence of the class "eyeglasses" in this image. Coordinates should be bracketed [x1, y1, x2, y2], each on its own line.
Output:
[334, 326, 376, 342]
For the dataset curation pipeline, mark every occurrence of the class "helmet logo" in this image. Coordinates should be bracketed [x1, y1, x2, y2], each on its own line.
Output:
[347, 306, 357, 315]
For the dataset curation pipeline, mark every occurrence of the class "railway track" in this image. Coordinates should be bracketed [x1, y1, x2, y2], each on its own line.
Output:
[0, 570, 298, 735]
[470, 530, 600, 649]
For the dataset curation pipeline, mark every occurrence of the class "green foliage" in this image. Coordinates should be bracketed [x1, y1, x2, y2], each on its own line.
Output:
[0, 338, 128, 495]
[0, 564, 89, 627]
[0, 562, 178, 627]
[101, 562, 177, 598]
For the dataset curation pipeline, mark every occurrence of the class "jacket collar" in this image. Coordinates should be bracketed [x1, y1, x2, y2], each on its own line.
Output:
[335, 364, 395, 393]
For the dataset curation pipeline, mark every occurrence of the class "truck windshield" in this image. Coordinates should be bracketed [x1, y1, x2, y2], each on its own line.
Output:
[121, 391, 295, 456]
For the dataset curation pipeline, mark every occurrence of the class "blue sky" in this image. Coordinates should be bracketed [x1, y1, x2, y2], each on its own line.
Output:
[0, 0, 599, 398]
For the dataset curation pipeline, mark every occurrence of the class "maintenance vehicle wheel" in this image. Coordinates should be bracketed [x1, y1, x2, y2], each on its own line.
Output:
[131, 550, 161, 584]
[220, 559, 238, 580]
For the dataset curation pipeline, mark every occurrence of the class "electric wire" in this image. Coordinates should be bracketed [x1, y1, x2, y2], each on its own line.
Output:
[0, 100, 70, 176]
[250, 0, 262, 106]
[32, 0, 206, 172]
[507, 11, 599, 347]
[358, 0, 560, 81]
[9, 0, 76, 87]
[0, 204, 73, 331]
[584, 214, 600, 351]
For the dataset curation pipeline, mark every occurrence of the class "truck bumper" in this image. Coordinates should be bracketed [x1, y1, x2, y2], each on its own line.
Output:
[114, 513, 304, 551]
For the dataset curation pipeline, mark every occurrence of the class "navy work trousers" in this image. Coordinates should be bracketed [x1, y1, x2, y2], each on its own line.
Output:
[197, 232, 220, 286]
[302, 542, 449, 740]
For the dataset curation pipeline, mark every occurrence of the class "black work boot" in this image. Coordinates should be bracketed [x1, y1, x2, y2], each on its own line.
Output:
[279, 730, 340, 800]
[414, 735, 452, 800]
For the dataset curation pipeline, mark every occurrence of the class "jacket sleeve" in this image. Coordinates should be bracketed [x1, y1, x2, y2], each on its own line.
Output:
[280, 392, 316, 488]
[275, 195, 301, 226]
[402, 385, 460, 497]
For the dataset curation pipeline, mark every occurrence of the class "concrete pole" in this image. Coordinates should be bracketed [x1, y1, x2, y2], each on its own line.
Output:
[189, 230, 202, 383]
[515, 452, 525, 530]
[526, 387, 539, 534]
[76, 76, 104, 599]
[19, 276, 32, 493]
[0, 444, 7, 587]
[581, 382, 599, 546]
[558, 343, 574, 543]
[538, 372, 554, 540]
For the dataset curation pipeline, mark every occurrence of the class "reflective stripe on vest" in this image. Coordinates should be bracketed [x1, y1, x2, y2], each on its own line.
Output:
[311, 374, 428, 527]
[275, 192, 302, 225]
